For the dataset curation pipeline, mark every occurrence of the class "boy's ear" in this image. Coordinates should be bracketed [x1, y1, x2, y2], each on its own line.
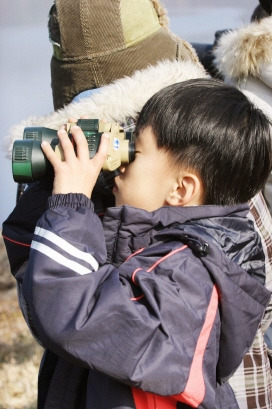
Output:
[166, 171, 204, 206]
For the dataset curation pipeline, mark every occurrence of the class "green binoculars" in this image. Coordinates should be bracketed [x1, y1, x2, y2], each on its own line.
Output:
[12, 119, 135, 183]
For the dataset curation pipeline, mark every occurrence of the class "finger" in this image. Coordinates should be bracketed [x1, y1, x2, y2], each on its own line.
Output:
[70, 126, 89, 160]
[66, 118, 78, 134]
[41, 141, 60, 167]
[57, 129, 77, 161]
[92, 133, 110, 169]
[66, 119, 78, 134]
[68, 117, 78, 124]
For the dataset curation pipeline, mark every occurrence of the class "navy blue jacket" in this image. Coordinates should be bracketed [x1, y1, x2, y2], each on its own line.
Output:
[2, 185, 270, 409]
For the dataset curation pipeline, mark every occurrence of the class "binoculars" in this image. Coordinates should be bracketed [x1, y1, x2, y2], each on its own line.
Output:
[12, 119, 135, 183]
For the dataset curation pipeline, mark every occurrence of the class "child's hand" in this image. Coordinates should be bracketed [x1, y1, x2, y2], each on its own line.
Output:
[41, 126, 110, 198]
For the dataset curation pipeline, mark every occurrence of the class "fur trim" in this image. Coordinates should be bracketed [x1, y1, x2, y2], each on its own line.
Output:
[150, 0, 169, 30]
[4, 59, 208, 158]
[214, 16, 272, 80]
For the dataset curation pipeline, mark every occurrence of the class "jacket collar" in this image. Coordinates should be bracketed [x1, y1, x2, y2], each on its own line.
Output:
[104, 203, 249, 231]
[103, 203, 249, 264]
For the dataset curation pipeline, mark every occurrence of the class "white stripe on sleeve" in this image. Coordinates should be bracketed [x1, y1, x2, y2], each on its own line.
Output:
[34, 226, 99, 272]
[31, 241, 93, 276]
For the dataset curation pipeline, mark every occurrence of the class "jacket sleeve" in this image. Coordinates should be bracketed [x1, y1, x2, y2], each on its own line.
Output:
[20, 193, 220, 403]
[2, 180, 52, 280]
[2, 180, 52, 341]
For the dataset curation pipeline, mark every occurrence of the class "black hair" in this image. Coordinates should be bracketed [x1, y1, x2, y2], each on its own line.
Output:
[259, 0, 272, 15]
[251, 4, 270, 21]
[136, 78, 272, 205]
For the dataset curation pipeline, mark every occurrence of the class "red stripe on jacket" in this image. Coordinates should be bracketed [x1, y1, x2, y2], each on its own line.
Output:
[2, 234, 31, 247]
[131, 245, 188, 287]
[132, 285, 219, 408]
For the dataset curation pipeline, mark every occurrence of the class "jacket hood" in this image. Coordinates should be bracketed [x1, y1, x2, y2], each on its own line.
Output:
[4, 59, 208, 158]
[214, 17, 272, 108]
[49, 0, 200, 109]
[102, 202, 270, 380]
[103, 202, 265, 286]
[214, 16, 272, 81]
[103, 202, 258, 269]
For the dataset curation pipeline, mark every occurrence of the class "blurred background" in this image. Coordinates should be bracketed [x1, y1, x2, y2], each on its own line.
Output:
[0, 1, 258, 408]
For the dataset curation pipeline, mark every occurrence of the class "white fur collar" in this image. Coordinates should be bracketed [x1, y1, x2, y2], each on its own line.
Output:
[4, 59, 208, 158]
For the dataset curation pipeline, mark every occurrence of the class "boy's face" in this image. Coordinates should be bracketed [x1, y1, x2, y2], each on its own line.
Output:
[113, 127, 179, 211]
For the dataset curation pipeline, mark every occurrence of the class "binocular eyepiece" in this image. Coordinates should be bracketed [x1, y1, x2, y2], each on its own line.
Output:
[12, 119, 135, 183]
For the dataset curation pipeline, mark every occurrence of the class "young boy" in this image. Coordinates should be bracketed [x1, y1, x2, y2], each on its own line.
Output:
[3, 78, 272, 409]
